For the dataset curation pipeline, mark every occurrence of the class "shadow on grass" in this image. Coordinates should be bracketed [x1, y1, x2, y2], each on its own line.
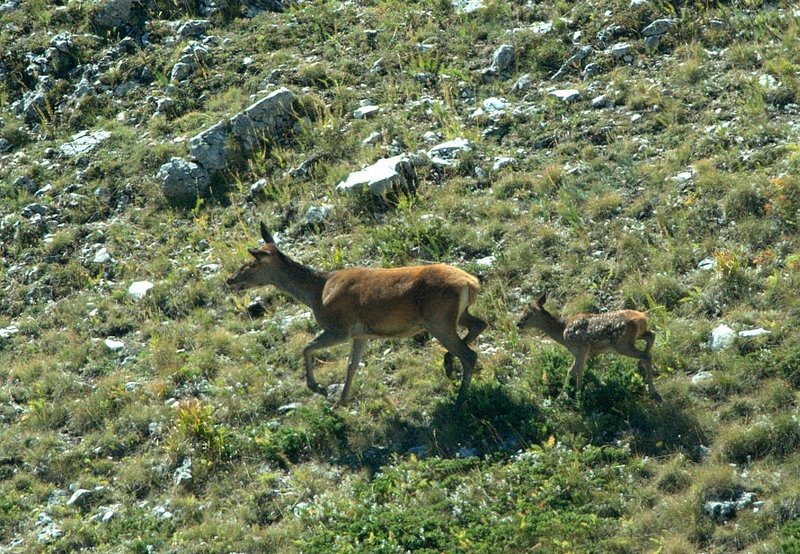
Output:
[336, 382, 546, 474]
[334, 365, 708, 474]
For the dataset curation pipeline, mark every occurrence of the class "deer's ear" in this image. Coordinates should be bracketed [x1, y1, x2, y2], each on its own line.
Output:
[248, 247, 272, 258]
[260, 221, 275, 245]
[536, 292, 547, 306]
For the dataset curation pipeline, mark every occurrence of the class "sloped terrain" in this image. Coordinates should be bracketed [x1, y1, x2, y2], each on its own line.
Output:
[2, 0, 800, 551]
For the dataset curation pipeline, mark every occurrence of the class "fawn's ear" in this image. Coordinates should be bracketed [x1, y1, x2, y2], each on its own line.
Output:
[259, 221, 275, 245]
[536, 292, 547, 306]
[248, 247, 272, 258]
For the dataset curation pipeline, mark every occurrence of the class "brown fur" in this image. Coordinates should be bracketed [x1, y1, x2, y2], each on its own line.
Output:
[517, 293, 660, 401]
[227, 222, 486, 407]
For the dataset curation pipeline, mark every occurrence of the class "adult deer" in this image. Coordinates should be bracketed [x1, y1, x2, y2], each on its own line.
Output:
[517, 293, 661, 401]
[226, 222, 487, 407]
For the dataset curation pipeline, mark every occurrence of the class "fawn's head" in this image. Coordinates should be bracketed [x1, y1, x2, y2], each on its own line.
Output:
[517, 293, 551, 330]
[226, 222, 285, 292]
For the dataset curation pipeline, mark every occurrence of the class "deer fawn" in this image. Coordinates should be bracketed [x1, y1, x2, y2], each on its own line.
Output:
[226, 222, 487, 407]
[517, 293, 661, 401]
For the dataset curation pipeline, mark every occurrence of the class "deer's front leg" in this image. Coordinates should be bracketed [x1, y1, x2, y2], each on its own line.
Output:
[335, 338, 368, 408]
[303, 329, 348, 396]
[560, 348, 589, 399]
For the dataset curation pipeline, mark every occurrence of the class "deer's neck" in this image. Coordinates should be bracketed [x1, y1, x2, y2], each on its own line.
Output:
[273, 254, 329, 311]
[538, 311, 568, 346]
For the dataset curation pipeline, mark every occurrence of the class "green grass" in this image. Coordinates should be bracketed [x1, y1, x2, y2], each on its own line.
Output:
[2, 0, 800, 551]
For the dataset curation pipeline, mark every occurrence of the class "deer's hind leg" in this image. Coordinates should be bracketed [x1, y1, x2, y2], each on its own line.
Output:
[616, 332, 661, 402]
[426, 310, 478, 407]
[444, 310, 487, 379]
[561, 348, 589, 399]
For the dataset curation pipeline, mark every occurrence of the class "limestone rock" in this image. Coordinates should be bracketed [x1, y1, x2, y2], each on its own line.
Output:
[156, 158, 210, 206]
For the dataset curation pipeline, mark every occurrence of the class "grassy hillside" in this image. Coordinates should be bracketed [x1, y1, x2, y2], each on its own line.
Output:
[2, 0, 800, 551]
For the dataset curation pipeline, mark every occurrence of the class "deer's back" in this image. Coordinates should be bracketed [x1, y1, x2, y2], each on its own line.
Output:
[317, 264, 479, 335]
[564, 310, 647, 346]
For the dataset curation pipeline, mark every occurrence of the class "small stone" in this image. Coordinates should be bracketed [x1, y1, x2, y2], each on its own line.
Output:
[152, 505, 173, 520]
[490, 44, 515, 75]
[512, 73, 531, 91]
[482, 96, 508, 113]
[610, 42, 632, 59]
[104, 338, 124, 351]
[0, 326, 19, 339]
[93, 247, 112, 264]
[492, 157, 514, 171]
[710, 324, 735, 351]
[758, 74, 780, 90]
[362, 131, 382, 146]
[691, 371, 713, 385]
[128, 280, 154, 300]
[452, 0, 483, 13]
[698, 257, 716, 271]
[642, 18, 674, 37]
[582, 63, 601, 78]
[550, 89, 580, 102]
[304, 205, 332, 225]
[591, 94, 609, 108]
[530, 21, 554, 34]
[738, 328, 770, 338]
[278, 402, 301, 414]
[173, 458, 192, 486]
[337, 154, 418, 196]
[427, 138, 473, 167]
[60, 130, 111, 157]
[13, 175, 38, 194]
[66, 488, 92, 508]
[353, 105, 379, 119]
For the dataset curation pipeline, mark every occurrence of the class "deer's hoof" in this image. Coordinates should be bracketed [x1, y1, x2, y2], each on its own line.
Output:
[650, 391, 663, 403]
[308, 383, 327, 396]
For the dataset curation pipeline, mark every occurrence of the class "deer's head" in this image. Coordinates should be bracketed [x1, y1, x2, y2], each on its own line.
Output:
[517, 292, 550, 330]
[226, 222, 285, 292]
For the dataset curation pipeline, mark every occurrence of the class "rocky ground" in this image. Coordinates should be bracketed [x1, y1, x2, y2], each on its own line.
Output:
[2, 0, 800, 552]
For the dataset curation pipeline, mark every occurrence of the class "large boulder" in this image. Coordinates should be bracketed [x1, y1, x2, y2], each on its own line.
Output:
[230, 87, 295, 151]
[156, 158, 210, 206]
[188, 121, 231, 171]
[91, 0, 137, 31]
[336, 154, 419, 196]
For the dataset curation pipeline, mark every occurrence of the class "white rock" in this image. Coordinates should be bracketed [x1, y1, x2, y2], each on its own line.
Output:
[127, 280, 154, 300]
[610, 42, 632, 59]
[482, 96, 508, 112]
[673, 171, 693, 183]
[336, 154, 417, 196]
[738, 328, 770, 338]
[353, 105, 379, 119]
[104, 338, 125, 351]
[452, 0, 483, 13]
[492, 157, 514, 171]
[591, 94, 609, 108]
[710, 324, 735, 351]
[530, 21, 554, 34]
[758, 74, 780, 90]
[60, 130, 111, 157]
[475, 255, 495, 267]
[642, 18, 674, 37]
[427, 138, 473, 167]
[66, 488, 92, 507]
[173, 458, 192, 486]
[698, 257, 716, 271]
[0, 325, 19, 339]
[362, 131, 382, 146]
[691, 371, 714, 385]
[93, 247, 112, 264]
[550, 89, 580, 102]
